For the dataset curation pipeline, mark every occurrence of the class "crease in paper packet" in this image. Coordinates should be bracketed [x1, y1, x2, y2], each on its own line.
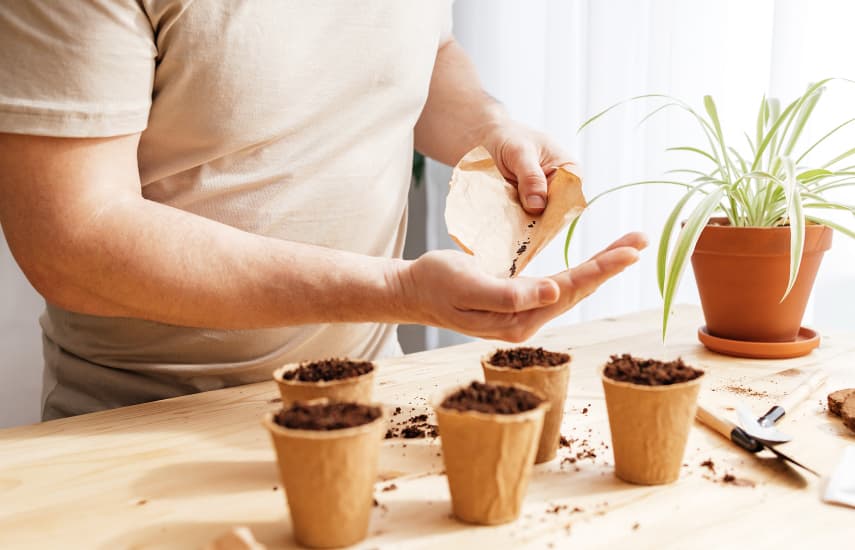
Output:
[445, 146, 587, 278]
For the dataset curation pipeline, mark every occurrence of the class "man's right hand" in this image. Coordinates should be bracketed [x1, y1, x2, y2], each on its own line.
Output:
[394, 232, 648, 342]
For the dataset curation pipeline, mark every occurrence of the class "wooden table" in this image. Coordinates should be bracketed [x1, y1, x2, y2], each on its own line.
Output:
[1, 306, 853, 549]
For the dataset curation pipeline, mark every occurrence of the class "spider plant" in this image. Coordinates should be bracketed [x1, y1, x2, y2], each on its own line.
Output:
[564, 78, 855, 337]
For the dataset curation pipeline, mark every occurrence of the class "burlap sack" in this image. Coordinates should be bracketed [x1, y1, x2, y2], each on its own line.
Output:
[445, 145, 586, 278]
[481, 353, 570, 464]
[601, 371, 703, 485]
[262, 405, 386, 548]
[433, 384, 549, 525]
[272, 362, 375, 406]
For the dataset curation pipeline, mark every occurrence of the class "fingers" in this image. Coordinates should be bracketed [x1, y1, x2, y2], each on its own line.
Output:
[518, 246, 642, 327]
[501, 142, 549, 214]
[588, 232, 649, 261]
[456, 273, 560, 314]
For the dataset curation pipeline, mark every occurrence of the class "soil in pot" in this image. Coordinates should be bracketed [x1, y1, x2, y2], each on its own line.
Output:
[482, 347, 571, 463]
[263, 400, 386, 548]
[602, 354, 704, 485]
[273, 358, 375, 406]
[434, 381, 548, 525]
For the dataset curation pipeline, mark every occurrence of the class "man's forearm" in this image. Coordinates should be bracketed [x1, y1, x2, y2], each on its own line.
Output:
[0, 134, 407, 330]
[40, 199, 408, 329]
[414, 39, 509, 166]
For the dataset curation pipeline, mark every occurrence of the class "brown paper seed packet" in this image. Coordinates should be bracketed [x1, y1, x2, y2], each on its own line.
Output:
[445, 146, 586, 278]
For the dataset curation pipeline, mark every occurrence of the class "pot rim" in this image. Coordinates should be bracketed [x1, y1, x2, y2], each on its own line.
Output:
[600, 367, 705, 392]
[480, 351, 572, 372]
[262, 400, 388, 440]
[432, 381, 551, 423]
[273, 361, 376, 388]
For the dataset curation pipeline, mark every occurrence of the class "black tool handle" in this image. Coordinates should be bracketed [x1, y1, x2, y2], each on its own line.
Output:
[758, 405, 786, 428]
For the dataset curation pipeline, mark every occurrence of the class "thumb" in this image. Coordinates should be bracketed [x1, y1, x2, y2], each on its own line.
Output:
[504, 143, 548, 214]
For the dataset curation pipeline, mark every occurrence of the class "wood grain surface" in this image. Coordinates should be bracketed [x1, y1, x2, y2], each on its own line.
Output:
[1, 305, 852, 549]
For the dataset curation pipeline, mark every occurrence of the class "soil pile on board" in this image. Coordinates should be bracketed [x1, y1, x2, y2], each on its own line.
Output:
[488, 347, 570, 369]
[274, 402, 380, 430]
[281, 358, 374, 382]
[603, 354, 703, 386]
[440, 381, 542, 414]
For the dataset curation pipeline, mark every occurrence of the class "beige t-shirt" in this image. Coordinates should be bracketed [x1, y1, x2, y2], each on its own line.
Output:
[0, 1, 452, 420]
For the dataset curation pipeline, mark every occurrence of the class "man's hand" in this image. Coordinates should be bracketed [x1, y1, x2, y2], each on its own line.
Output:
[481, 120, 575, 215]
[413, 39, 575, 216]
[395, 232, 648, 342]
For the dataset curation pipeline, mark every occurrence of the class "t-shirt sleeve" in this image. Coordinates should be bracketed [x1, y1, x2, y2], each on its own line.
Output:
[0, 1, 156, 138]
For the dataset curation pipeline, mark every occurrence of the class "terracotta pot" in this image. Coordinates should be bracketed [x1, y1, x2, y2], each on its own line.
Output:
[691, 219, 832, 342]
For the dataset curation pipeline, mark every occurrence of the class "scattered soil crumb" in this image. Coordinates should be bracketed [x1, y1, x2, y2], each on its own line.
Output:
[381, 483, 398, 492]
[632, 522, 640, 531]
[581, 407, 588, 415]
[546, 504, 569, 514]
[721, 473, 756, 487]
[136, 499, 147, 506]
[372, 498, 379, 507]
[700, 459, 716, 474]
[722, 385, 769, 399]
[272, 486, 279, 492]
[559, 435, 573, 448]
[776, 368, 803, 377]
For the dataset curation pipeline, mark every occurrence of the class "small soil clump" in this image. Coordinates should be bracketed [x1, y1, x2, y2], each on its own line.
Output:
[440, 381, 542, 414]
[828, 388, 855, 417]
[274, 402, 381, 431]
[603, 354, 703, 386]
[721, 473, 755, 487]
[488, 347, 570, 369]
[281, 359, 374, 383]
[700, 459, 716, 474]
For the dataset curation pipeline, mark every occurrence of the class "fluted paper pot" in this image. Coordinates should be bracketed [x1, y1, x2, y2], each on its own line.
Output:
[602, 372, 703, 485]
[262, 406, 386, 548]
[272, 362, 375, 406]
[481, 354, 570, 463]
[433, 384, 549, 525]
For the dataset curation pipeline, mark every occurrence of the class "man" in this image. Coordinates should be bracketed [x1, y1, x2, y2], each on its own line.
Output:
[0, 1, 646, 420]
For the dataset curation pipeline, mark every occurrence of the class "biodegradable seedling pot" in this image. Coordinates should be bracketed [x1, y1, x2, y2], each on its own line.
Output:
[434, 382, 549, 525]
[692, 219, 833, 343]
[272, 359, 375, 406]
[602, 366, 703, 485]
[262, 402, 386, 548]
[481, 349, 571, 464]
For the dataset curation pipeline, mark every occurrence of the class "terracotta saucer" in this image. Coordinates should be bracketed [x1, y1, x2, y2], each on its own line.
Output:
[697, 326, 820, 359]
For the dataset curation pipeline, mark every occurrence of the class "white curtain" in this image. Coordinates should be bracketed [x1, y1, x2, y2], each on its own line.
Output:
[425, 0, 855, 348]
